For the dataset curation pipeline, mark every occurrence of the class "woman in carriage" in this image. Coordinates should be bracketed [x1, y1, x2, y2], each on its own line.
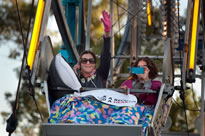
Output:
[48, 55, 161, 136]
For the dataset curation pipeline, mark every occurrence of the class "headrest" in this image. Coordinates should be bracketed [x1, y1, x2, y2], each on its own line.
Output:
[54, 54, 82, 91]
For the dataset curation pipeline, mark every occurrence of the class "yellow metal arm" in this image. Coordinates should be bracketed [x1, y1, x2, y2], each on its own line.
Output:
[189, 0, 200, 70]
[147, 0, 152, 26]
[27, 0, 45, 70]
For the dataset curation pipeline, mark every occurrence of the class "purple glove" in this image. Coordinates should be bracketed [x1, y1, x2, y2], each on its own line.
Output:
[101, 10, 111, 32]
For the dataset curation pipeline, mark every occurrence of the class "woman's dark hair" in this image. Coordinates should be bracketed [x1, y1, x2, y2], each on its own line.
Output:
[79, 50, 97, 63]
[131, 57, 158, 80]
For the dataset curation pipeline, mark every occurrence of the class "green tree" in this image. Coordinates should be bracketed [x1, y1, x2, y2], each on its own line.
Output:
[169, 88, 201, 133]
[0, 0, 36, 58]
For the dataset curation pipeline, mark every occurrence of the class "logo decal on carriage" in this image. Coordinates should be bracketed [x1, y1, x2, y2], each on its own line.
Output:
[74, 89, 138, 107]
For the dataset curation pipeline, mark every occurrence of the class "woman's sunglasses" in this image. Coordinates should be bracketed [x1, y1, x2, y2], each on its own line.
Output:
[80, 58, 95, 64]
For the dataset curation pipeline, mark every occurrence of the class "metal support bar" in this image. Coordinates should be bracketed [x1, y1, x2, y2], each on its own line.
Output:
[56, 87, 157, 94]
[39, 0, 52, 42]
[27, 0, 46, 70]
[200, 63, 205, 136]
[77, 0, 86, 52]
[130, 0, 138, 64]
[162, 39, 174, 84]
[113, 55, 180, 59]
[184, 0, 192, 45]
[182, 0, 193, 90]
[52, 0, 79, 61]
[114, 22, 130, 68]
[200, 27, 205, 136]
[40, 36, 54, 81]
[113, 73, 202, 79]
[201, 6, 205, 136]
[186, 0, 201, 83]
[112, 55, 185, 64]
[31, 50, 40, 86]
[27, 0, 52, 83]
[85, 0, 92, 50]
[77, 0, 83, 46]
[109, 0, 114, 87]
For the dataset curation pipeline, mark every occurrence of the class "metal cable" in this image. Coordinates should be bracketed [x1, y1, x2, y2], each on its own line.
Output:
[96, 1, 144, 45]
[177, 0, 190, 135]
[7, 1, 31, 135]
[116, 0, 121, 34]
[7, 0, 44, 135]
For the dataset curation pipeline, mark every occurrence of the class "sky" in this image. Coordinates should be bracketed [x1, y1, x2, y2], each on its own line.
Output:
[1, 0, 200, 136]
[0, 44, 22, 136]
